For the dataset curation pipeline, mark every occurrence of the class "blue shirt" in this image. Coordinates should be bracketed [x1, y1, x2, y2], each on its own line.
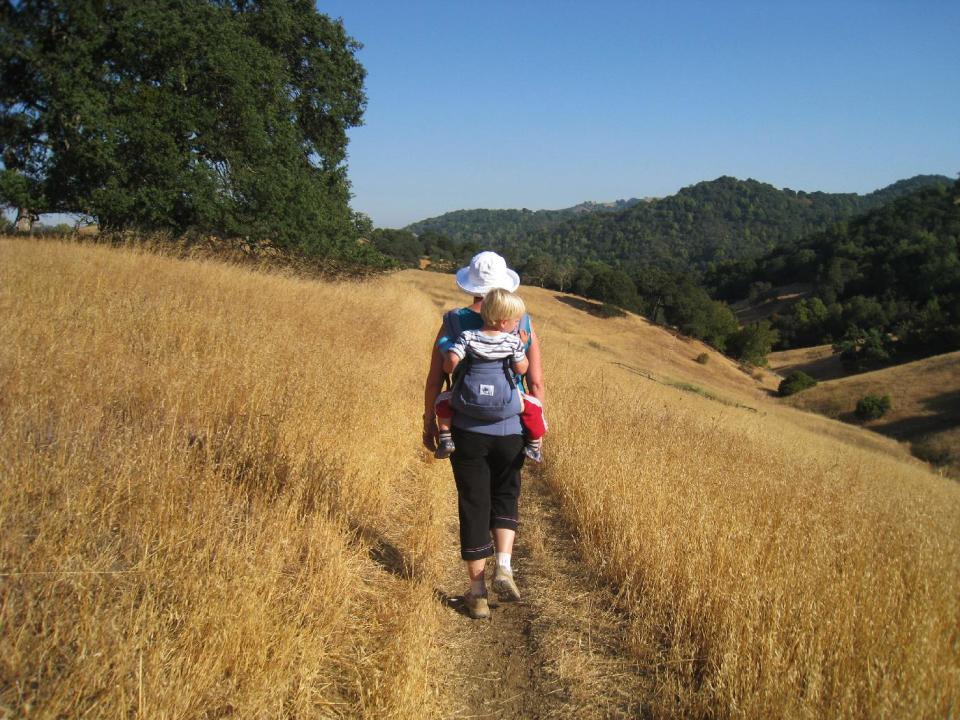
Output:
[437, 308, 484, 353]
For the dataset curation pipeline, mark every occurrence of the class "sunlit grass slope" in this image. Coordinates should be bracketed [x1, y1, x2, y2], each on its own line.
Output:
[0, 238, 450, 718]
[3, 239, 959, 719]
[784, 351, 960, 477]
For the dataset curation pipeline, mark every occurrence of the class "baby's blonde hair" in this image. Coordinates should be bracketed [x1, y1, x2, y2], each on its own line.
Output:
[481, 288, 526, 326]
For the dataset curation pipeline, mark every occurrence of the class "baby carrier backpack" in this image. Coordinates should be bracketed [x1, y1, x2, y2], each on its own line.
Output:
[442, 309, 530, 421]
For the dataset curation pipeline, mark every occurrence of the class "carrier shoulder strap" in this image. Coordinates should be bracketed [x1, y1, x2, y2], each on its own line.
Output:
[514, 313, 532, 392]
[441, 309, 464, 392]
[502, 356, 517, 389]
[520, 313, 532, 352]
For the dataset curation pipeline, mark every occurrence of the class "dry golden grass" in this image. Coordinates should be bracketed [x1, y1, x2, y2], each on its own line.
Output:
[3, 239, 959, 719]
[786, 351, 960, 476]
[402, 271, 960, 717]
[0, 238, 449, 718]
[538, 351, 960, 717]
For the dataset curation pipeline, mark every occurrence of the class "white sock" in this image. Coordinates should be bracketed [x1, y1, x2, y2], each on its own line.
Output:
[496, 552, 512, 572]
[470, 577, 486, 596]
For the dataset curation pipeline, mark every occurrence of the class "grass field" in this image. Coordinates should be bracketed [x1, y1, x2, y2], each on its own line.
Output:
[2, 237, 959, 718]
[783, 351, 960, 478]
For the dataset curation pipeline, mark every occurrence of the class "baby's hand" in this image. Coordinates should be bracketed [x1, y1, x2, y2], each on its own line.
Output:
[518, 329, 530, 346]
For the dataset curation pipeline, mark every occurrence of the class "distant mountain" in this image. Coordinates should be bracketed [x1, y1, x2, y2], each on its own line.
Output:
[505, 175, 954, 272]
[860, 175, 955, 206]
[405, 175, 952, 274]
[404, 198, 643, 246]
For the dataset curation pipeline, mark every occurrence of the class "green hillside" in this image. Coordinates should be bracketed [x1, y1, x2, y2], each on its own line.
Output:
[404, 175, 951, 274]
[711, 179, 960, 358]
[404, 198, 642, 246]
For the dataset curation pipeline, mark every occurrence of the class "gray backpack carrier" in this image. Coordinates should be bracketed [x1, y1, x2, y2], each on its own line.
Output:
[442, 310, 526, 422]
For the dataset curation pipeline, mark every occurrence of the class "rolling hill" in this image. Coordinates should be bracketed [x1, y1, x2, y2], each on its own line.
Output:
[404, 197, 644, 248]
[406, 174, 952, 273]
[781, 350, 960, 477]
[2, 236, 958, 718]
[713, 178, 960, 357]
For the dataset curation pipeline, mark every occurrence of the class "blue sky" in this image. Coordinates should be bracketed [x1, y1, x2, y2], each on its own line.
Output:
[318, 0, 960, 228]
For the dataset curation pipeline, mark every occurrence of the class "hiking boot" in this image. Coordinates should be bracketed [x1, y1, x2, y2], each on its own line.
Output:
[523, 444, 542, 463]
[434, 437, 456, 460]
[462, 589, 490, 619]
[492, 565, 521, 601]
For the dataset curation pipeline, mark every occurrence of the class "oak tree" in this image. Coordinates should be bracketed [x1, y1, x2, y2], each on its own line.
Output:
[1, 0, 369, 257]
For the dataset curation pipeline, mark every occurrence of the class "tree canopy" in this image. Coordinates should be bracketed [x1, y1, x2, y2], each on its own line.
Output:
[1, 0, 373, 258]
[713, 179, 960, 359]
[404, 175, 951, 274]
[405, 199, 641, 248]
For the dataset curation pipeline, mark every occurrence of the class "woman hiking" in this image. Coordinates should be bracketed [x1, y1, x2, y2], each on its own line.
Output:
[422, 251, 546, 619]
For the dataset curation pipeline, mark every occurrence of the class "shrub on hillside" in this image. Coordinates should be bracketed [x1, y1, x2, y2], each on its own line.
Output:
[855, 394, 892, 421]
[727, 320, 779, 366]
[778, 371, 818, 397]
[696, 352, 710, 364]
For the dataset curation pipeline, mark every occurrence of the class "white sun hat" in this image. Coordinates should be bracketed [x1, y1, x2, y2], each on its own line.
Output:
[455, 251, 521, 296]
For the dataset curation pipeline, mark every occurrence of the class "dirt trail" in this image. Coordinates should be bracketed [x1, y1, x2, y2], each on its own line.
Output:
[434, 469, 652, 719]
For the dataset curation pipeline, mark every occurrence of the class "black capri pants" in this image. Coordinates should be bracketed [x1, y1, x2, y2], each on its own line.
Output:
[450, 428, 526, 561]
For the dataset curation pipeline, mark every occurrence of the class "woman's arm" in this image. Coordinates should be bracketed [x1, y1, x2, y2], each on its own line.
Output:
[443, 351, 461, 375]
[423, 327, 445, 451]
[524, 325, 545, 404]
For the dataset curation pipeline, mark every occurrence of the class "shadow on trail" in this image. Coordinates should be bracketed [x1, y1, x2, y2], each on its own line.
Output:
[433, 589, 479, 619]
[354, 521, 503, 619]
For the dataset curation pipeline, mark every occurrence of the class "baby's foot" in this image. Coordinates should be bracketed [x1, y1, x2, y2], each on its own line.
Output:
[434, 436, 456, 459]
[523, 444, 542, 463]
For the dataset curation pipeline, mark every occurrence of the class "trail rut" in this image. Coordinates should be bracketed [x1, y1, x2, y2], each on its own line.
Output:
[434, 468, 652, 719]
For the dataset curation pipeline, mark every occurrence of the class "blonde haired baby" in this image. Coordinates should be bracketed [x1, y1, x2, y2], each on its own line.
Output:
[434, 288, 546, 461]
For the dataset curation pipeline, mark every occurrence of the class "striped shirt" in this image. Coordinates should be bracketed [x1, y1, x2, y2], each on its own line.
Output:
[448, 330, 526, 364]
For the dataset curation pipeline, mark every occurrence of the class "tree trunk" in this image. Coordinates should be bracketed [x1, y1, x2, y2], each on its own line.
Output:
[15, 207, 35, 233]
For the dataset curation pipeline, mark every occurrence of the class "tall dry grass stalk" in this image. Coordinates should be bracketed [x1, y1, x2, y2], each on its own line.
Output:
[1, 238, 448, 718]
[541, 344, 960, 718]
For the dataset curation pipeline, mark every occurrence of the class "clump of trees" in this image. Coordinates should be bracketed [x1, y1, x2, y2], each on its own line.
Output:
[778, 371, 818, 397]
[711, 181, 960, 362]
[726, 321, 779, 366]
[856, 394, 892, 421]
[1, 0, 382, 265]
[509, 256, 744, 353]
[368, 228, 479, 269]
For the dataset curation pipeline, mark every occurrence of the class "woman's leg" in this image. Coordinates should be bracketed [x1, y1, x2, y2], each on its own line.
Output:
[466, 558, 486, 585]
[492, 527, 515, 555]
[487, 434, 525, 536]
[449, 428, 496, 568]
[487, 435, 525, 600]
[450, 429, 497, 618]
